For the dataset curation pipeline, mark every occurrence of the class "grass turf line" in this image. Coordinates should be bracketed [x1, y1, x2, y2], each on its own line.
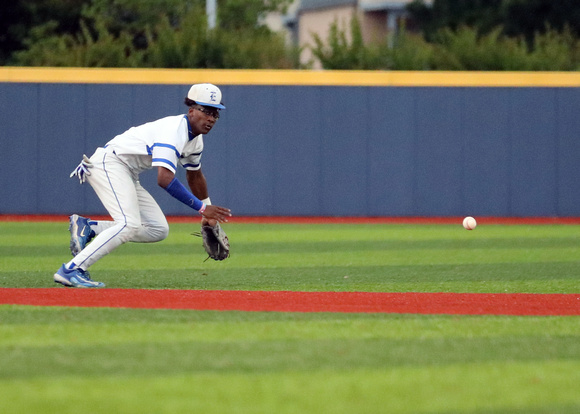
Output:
[1, 222, 580, 293]
[0, 306, 579, 413]
[1, 362, 579, 414]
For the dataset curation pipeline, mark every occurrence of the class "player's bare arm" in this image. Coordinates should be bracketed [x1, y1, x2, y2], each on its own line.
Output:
[157, 166, 176, 188]
[186, 169, 216, 226]
[158, 167, 231, 223]
[186, 169, 209, 200]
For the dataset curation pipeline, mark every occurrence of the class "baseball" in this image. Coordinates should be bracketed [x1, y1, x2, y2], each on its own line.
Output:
[463, 216, 477, 230]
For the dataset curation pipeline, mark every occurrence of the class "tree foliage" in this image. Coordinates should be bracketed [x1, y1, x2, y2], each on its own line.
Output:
[2, 0, 580, 70]
[143, 5, 295, 69]
[311, 17, 369, 69]
[408, 0, 580, 44]
[311, 17, 580, 71]
[0, 0, 86, 63]
[5, 0, 298, 68]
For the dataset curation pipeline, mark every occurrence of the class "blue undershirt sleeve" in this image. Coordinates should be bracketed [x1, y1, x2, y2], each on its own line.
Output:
[163, 177, 205, 212]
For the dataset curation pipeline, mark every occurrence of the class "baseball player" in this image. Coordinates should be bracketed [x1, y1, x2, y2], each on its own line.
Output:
[54, 83, 232, 288]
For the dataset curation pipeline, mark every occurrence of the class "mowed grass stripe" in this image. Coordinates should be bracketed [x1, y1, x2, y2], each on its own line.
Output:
[1, 264, 578, 293]
[1, 311, 577, 346]
[3, 223, 580, 247]
[2, 223, 580, 272]
[1, 334, 578, 379]
[3, 246, 580, 268]
[1, 362, 579, 414]
[2, 222, 578, 240]
[4, 235, 580, 253]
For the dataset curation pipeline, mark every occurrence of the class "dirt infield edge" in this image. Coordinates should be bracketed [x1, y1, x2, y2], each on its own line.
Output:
[1, 288, 579, 316]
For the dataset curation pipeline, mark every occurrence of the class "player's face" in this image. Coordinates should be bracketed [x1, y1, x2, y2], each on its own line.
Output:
[189, 105, 220, 135]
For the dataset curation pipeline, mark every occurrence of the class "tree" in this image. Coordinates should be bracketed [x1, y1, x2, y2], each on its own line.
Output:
[502, 0, 580, 41]
[0, 0, 86, 64]
[407, 0, 504, 40]
[407, 0, 580, 43]
[8, 0, 298, 68]
[310, 16, 580, 71]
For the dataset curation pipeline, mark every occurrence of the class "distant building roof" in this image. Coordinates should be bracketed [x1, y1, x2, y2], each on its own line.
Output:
[300, 0, 357, 12]
[300, 0, 431, 12]
[360, 1, 412, 11]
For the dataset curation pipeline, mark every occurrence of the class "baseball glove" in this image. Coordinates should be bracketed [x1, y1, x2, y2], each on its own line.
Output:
[196, 223, 230, 261]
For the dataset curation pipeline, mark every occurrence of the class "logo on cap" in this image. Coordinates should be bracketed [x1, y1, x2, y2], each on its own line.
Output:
[210, 92, 217, 102]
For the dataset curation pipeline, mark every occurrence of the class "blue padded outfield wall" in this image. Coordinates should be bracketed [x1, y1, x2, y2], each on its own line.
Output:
[1, 68, 579, 217]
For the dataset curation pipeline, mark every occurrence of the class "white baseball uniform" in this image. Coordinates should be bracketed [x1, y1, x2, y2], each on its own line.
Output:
[68, 114, 204, 271]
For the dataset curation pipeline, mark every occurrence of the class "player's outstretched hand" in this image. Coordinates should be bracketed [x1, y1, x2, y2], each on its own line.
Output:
[201, 205, 231, 223]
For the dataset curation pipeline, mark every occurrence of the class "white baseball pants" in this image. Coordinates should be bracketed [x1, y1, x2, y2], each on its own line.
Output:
[70, 147, 169, 270]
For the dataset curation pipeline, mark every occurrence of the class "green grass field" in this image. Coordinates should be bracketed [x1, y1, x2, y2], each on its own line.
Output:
[0, 221, 579, 413]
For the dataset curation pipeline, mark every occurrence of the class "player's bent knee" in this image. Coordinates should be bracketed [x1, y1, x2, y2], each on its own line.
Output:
[119, 224, 141, 243]
[148, 224, 169, 242]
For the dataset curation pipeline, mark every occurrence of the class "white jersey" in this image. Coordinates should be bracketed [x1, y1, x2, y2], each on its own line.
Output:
[104, 114, 203, 174]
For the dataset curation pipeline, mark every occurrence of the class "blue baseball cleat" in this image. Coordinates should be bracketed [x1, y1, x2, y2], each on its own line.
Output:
[54, 264, 105, 288]
[69, 214, 95, 256]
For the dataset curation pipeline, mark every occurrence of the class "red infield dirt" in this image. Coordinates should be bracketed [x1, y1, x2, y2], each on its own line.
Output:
[1, 288, 579, 316]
